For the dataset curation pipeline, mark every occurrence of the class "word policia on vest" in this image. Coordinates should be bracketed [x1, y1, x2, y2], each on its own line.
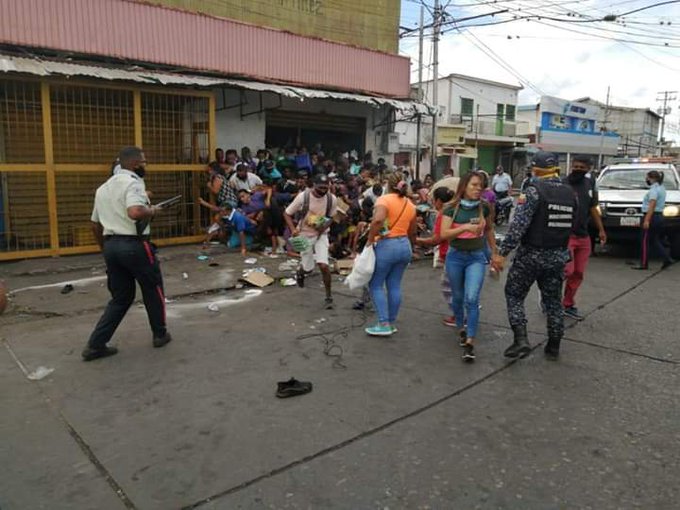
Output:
[547, 204, 575, 228]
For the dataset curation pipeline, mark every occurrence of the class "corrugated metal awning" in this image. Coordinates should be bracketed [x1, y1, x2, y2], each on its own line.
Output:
[0, 54, 434, 116]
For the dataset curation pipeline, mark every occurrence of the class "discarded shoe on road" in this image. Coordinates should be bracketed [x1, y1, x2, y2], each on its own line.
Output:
[276, 378, 313, 398]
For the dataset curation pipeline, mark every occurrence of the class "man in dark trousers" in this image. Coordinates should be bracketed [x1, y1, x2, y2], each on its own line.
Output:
[492, 151, 577, 360]
[82, 146, 172, 361]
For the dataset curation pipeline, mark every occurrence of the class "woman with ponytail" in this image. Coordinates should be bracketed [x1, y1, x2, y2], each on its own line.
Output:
[440, 171, 498, 362]
[364, 172, 417, 336]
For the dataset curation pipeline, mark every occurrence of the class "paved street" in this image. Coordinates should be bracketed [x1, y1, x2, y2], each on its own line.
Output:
[1, 245, 679, 510]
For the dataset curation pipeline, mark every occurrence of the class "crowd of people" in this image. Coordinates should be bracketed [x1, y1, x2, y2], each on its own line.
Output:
[83, 143, 673, 366]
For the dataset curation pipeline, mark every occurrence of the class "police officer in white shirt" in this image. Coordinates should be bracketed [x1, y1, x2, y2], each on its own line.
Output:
[82, 146, 172, 361]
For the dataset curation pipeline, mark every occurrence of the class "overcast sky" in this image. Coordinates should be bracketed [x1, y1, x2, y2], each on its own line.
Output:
[399, 0, 680, 141]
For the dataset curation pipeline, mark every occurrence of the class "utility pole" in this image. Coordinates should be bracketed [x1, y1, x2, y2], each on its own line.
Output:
[415, 5, 424, 180]
[597, 86, 611, 169]
[430, 0, 442, 177]
[656, 90, 677, 156]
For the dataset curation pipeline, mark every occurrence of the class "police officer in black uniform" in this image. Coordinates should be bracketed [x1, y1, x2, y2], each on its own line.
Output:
[82, 146, 172, 361]
[492, 151, 577, 360]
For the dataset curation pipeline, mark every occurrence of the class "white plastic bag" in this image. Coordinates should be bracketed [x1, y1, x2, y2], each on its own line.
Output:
[345, 245, 376, 290]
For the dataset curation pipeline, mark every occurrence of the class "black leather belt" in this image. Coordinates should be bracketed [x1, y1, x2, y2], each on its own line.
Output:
[104, 234, 151, 241]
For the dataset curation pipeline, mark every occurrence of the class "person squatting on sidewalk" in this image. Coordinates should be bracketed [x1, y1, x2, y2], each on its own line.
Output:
[492, 151, 577, 361]
[562, 155, 607, 321]
[440, 171, 498, 362]
[364, 172, 417, 337]
[284, 173, 338, 310]
[83, 146, 172, 361]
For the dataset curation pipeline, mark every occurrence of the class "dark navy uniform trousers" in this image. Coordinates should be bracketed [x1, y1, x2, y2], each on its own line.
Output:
[88, 236, 167, 349]
[505, 245, 569, 340]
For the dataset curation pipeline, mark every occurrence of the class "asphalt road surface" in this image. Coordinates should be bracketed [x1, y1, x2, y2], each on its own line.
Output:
[1, 245, 678, 510]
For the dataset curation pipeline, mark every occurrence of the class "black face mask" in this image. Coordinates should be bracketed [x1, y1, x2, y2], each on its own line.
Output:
[568, 171, 586, 184]
[134, 165, 146, 179]
[313, 188, 328, 197]
[646, 179, 653, 186]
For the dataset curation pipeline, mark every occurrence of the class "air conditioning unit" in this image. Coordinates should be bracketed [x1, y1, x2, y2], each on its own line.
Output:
[383, 132, 400, 153]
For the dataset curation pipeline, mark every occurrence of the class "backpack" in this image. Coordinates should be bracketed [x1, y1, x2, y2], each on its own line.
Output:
[300, 189, 333, 219]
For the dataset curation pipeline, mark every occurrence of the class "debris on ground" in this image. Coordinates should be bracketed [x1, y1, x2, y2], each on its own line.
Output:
[240, 270, 274, 288]
[197, 255, 209, 261]
[280, 278, 297, 287]
[244, 257, 258, 265]
[182, 272, 189, 280]
[27, 366, 54, 381]
[207, 303, 220, 312]
[275, 377, 313, 398]
[60, 284, 74, 295]
[314, 318, 327, 324]
[278, 260, 298, 272]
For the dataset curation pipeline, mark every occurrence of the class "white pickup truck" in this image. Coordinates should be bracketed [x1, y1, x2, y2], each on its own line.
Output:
[596, 158, 680, 258]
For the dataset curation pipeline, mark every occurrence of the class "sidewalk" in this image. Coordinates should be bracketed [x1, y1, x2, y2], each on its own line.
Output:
[1, 243, 303, 321]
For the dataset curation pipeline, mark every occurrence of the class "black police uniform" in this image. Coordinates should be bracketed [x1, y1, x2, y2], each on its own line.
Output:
[499, 177, 576, 358]
[84, 169, 169, 359]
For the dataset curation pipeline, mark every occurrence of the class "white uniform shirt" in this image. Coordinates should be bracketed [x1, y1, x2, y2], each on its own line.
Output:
[91, 169, 150, 235]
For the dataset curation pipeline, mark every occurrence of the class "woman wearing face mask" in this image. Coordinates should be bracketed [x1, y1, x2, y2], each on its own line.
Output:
[440, 171, 498, 362]
[633, 170, 674, 270]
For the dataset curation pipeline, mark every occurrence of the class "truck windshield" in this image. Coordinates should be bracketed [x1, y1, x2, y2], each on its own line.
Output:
[598, 167, 679, 190]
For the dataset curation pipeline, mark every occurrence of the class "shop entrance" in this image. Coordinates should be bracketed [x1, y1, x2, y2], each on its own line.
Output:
[266, 110, 365, 157]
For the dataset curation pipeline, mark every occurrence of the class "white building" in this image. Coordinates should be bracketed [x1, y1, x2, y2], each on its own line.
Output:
[575, 97, 661, 157]
[517, 96, 620, 167]
[397, 73, 529, 179]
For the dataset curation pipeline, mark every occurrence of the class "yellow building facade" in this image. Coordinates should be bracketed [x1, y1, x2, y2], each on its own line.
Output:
[138, 0, 401, 54]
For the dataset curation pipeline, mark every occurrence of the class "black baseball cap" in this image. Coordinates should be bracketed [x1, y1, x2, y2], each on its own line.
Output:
[313, 174, 329, 186]
[531, 151, 558, 168]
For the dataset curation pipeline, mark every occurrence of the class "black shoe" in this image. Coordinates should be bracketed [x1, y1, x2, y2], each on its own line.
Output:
[295, 269, 305, 288]
[82, 345, 118, 362]
[462, 342, 475, 362]
[458, 329, 467, 347]
[504, 325, 531, 359]
[544, 337, 561, 361]
[563, 306, 584, 321]
[153, 332, 173, 348]
[276, 378, 313, 398]
[324, 297, 334, 310]
[352, 301, 365, 311]
[662, 259, 675, 270]
[631, 265, 648, 270]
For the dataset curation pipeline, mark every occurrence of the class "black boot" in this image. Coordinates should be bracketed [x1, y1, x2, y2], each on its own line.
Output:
[544, 336, 561, 361]
[504, 325, 531, 359]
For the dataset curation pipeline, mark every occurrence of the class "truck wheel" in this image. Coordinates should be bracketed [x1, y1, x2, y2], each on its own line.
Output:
[671, 233, 680, 259]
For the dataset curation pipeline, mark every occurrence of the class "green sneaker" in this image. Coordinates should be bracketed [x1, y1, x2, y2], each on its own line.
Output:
[365, 324, 393, 337]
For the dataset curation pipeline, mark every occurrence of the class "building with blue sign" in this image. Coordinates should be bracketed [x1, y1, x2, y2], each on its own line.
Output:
[517, 96, 620, 167]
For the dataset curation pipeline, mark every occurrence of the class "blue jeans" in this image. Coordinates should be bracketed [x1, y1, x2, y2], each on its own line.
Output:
[445, 248, 487, 338]
[369, 237, 412, 324]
